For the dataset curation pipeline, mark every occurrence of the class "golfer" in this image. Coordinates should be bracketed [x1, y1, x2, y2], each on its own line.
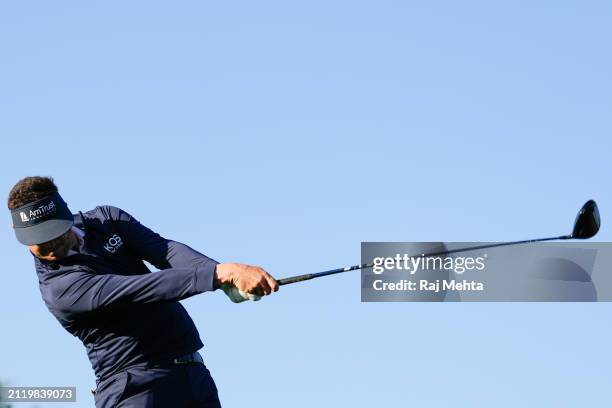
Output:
[7, 176, 279, 407]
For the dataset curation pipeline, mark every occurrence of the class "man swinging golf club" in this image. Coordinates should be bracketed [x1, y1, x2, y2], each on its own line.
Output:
[8, 176, 279, 407]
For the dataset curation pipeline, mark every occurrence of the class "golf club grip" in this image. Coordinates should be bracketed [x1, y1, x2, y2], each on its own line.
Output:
[278, 274, 314, 286]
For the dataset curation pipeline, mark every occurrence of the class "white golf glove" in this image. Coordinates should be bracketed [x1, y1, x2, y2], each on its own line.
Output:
[220, 283, 262, 303]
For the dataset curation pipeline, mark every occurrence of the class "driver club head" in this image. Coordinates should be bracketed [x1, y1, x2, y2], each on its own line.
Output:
[571, 200, 600, 239]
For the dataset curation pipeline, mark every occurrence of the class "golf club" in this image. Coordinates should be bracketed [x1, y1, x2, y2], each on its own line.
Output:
[278, 199, 601, 286]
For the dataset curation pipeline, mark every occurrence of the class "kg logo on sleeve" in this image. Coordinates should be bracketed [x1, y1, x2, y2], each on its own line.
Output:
[104, 234, 124, 253]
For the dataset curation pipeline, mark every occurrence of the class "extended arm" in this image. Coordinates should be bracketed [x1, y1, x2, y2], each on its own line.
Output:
[103, 205, 216, 271]
[47, 261, 216, 317]
[99, 206, 279, 301]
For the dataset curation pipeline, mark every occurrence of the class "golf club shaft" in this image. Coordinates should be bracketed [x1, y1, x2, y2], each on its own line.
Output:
[277, 235, 571, 286]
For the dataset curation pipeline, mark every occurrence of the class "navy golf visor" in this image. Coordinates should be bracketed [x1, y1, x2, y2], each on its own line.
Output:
[11, 192, 74, 245]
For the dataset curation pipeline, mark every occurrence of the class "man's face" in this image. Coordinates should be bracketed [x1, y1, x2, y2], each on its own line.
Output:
[28, 229, 77, 262]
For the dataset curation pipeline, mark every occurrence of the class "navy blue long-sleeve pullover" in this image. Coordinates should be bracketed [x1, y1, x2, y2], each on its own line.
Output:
[33, 205, 218, 381]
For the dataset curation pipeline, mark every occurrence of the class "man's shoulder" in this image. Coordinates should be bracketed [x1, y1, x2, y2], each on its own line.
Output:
[38, 266, 96, 317]
[36, 259, 93, 292]
[77, 205, 126, 223]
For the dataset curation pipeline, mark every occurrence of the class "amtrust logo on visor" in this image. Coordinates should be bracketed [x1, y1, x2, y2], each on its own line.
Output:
[10, 191, 74, 246]
[23, 201, 57, 222]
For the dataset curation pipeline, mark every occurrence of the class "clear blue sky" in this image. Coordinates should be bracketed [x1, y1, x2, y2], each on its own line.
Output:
[1, 1, 611, 407]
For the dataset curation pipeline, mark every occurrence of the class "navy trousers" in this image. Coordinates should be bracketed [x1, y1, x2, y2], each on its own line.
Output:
[93, 363, 222, 407]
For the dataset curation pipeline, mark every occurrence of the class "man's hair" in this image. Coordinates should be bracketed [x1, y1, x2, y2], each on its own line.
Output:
[7, 176, 58, 210]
